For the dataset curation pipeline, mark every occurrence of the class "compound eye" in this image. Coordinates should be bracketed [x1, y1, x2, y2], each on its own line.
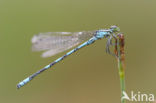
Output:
[110, 25, 120, 32]
[110, 25, 117, 29]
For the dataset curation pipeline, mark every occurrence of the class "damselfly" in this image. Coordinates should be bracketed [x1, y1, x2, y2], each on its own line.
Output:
[17, 25, 120, 89]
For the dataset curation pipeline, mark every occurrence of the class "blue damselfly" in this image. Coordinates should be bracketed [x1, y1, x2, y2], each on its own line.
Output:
[17, 26, 120, 89]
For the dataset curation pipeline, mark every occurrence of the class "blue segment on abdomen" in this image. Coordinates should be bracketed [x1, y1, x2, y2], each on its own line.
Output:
[77, 42, 88, 49]
[55, 57, 64, 62]
[17, 77, 30, 88]
[66, 49, 75, 55]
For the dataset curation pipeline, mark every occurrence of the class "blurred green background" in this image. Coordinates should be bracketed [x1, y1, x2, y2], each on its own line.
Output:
[0, 0, 156, 103]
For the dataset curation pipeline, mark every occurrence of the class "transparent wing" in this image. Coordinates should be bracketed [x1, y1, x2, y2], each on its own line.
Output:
[31, 31, 95, 58]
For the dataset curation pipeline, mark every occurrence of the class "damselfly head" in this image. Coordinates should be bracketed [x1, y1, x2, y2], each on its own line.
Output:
[110, 25, 120, 32]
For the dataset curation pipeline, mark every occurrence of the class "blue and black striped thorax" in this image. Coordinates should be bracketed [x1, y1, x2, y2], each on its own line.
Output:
[94, 29, 111, 39]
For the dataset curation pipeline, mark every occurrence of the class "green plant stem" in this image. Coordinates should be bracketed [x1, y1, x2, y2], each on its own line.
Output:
[116, 34, 126, 103]
[118, 58, 125, 103]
